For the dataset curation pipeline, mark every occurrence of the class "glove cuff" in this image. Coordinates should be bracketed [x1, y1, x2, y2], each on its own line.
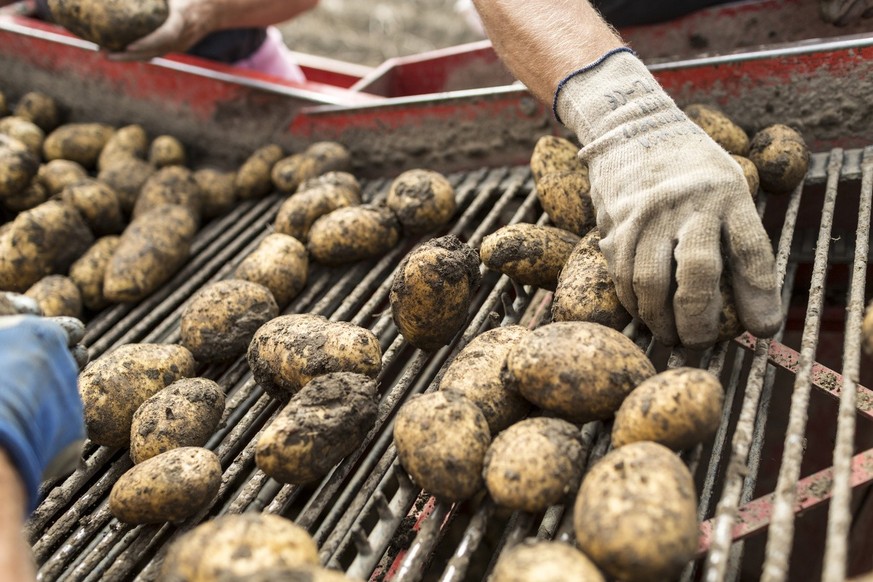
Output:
[0, 425, 41, 513]
[552, 46, 635, 126]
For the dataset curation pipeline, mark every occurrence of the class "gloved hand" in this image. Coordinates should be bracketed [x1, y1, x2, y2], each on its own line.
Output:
[554, 49, 781, 348]
[0, 314, 86, 513]
[106, 0, 214, 62]
[820, 0, 873, 25]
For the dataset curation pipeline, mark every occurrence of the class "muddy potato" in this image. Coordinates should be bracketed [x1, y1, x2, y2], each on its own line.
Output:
[247, 313, 382, 400]
[394, 391, 490, 501]
[480, 223, 580, 291]
[149, 134, 186, 167]
[490, 540, 605, 582]
[297, 170, 361, 200]
[233, 233, 308, 308]
[256, 372, 379, 483]
[863, 301, 873, 357]
[69, 235, 121, 311]
[484, 417, 584, 512]
[530, 135, 586, 184]
[552, 228, 631, 330]
[79, 342, 196, 446]
[133, 165, 201, 221]
[194, 167, 237, 218]
[304, 141, 352, 175]
[749, 124, 810, 194]
[97, 124, 148, 171]
[61, 178, 125, 235]
[3, 180, 50, 213]
[24, 275, 83, 317]
[536, 170, 595, 235]
[38, 159, 88, 196]
[438, 325, 530, 434]
[613, 367, 724, 451]
[386, 168, 456, 233]
[236, 144, 284, 200]
[272, 153, 318, 193]
[130, 377, 225, 463]
[574, 442, 698, 582]
[43, 122, 114, 168]
[98, 156, 155, 214]
[684, 103, 750, 155]
[390, 235, 482, 351]
[109, 447, 220, 524]
[103, 204, 198, 302]
[13, 91, 61, 132]
[0, 116, 45, 155]
[308, 204, 401, 265]
[48, 0, 169, 51]
[504, 321, 655, 423]
[0, 91, 6, 116]
[160, 513, 318, 582]
[274, 183, 360, 240]
[0, 134, 39, 202]
[732, 154, 760, 201]
[180, 279, 279, 363]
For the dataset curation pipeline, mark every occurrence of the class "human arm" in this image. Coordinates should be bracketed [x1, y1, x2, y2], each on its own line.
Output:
[0, 450, 36, 582]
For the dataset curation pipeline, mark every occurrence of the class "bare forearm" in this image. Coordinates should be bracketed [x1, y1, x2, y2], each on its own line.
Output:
[0, 450, 35, 581]
[471, 0, 623, 105]
[205, 0, 318, 32]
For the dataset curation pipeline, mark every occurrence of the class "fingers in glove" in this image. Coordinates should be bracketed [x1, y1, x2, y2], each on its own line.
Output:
[70, 344, 90, 371]
[674, 213, 723, 349]
[598, 224, 640, 319]
[633, 231, 678, 346]
[48, 316, 86, 347]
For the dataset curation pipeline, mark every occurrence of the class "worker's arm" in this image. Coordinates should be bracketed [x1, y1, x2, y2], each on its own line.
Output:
[0, 450, 36, 582]
[472, 0, 782, 348]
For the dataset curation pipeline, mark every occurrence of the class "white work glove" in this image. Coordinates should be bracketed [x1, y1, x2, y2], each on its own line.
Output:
[820, 0, 873, 24]
[106, 0, 213, 62]
[554, 49, 781, 348]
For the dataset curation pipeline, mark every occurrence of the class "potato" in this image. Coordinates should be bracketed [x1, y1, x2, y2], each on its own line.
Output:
[393, 391, 490, 501]
[109, 447, 221, 524]
[148, 134, 186, 168]
[130, 377, 225, 463]
[160, 513, 318, 582]
[552, 227, 631, 330]
[24, 275, 83, 318]
[69, 235, 121, 311]
[535, 170, 595, 235]
[97, 156, 155, 214]
[194, 167, 237, 218]
[0, 199, 94, 292]
[256, 372, 379, 483]
[42, 122, 114, 168]
[103, 204, 198, 302]
[79, 342, 196, 446]
[13, 92, 61, 133]
[0, 116, 45, 155]
[438, 325, 530, 434]
[480, 223, 580, 291]
[247, 313, 382, 400]
[133, 165, 201, 221]
[233, 234, 307, 309]
[97, 124, 148, 171]
[304, 141, 352, 175]
[272, 153, 318, 193]
[574, 442, 698, 582]
[864, 301, 873, 357]
[0, 134, 39, 202]
[386, 168, 456, 233]
[38, 159, 88, 196]
[732, 154, 760, 201]
[307, 204, 401, 265]
[684, 103, 750, 155]
[180, 279, 279, 363]
[612, 367, 723, 451]
[530, 135, 586, 184]
[297, 171, 361, 200]
[714, 267, 745, 344]
[61, 178, 125, 235]
[483, 417, 584, 512]
[274, 183, 360, 241]
[490, 540, 605, 582]
[47, 0, 170, 51]
[503, 321, 655, 423]
[3, 180, 49, 213]
[0, 91, 7, 116]
[748, 124, 810, 194]
[235, 144, 284, 200]
[390, 235, 482, 351]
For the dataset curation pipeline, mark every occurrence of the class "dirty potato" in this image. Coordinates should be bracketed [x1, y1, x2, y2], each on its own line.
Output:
[272, 153, 318, 193]
[148, 134, 186, 168]
[732, 154, 760, 201]
[194, 167, 237, 218]
[180, 279, 279, 363]
[247, 314, 382, 400]
[274, 183, 361, 241]
[61, 178, 125, 235]
[24, 275, 83, 318]
[38, 159, 88, 196]
[438, 325, 530, 434]
[574, 442, 698, 582]
[307, 204, 401, 265]
[256, 372, 379, 483]
[386, 168, 456, 234]
[503, 321, 656, 423]
[13, 91, 60, 132]
[684, 103, 750, 155]
[109, 447, 221, 524]
[79, 342, 196, 446]
[748, 124, 810, 194]
[390, 235, 482, 351]
[69, 235, 121, 311]
[42, 122, 114, 168]
[47, 0, 170, 51]
[97, 157, 155, 215]
[864, 301, 873, 357]
[480, 223, 580, 291]
[484, 417, 584, 512]
[236, 144, 284, 200]
[552, 228, 631, 330]
[393, 391, 490, 501]
[304, 141, 352, 175]
[233, 233, 308, 308]
[160, 513, 318, 582]
[530, 135, 586, 184]
[0, 134, 39, 202]
[130, 377, 226, 464]
[103, 204, 198, 302]
[3, 180, 49, 213]
[297, 171, 361, 200]
[490, 540, 605, 582]
[133, 165, 201, 221]
[0, 116, 45, 155]
[536, 170, 595, 235]
[0, 90, 6, 116]
[97, 124, 148, 171]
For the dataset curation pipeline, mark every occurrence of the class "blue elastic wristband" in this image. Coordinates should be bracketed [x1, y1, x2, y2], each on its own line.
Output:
[552, 47, 636, 126]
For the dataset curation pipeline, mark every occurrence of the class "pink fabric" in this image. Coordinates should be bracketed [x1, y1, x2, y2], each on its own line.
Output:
[232, 26, 306, 83]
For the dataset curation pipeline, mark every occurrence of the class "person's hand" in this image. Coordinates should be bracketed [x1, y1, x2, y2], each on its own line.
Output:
[105, 0, 215, 62]
[820, 0, 873, 25]
[554, 49, 781, 349]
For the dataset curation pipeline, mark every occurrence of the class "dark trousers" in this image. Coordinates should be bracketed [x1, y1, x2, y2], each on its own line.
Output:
[592, 0, 741, 27]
